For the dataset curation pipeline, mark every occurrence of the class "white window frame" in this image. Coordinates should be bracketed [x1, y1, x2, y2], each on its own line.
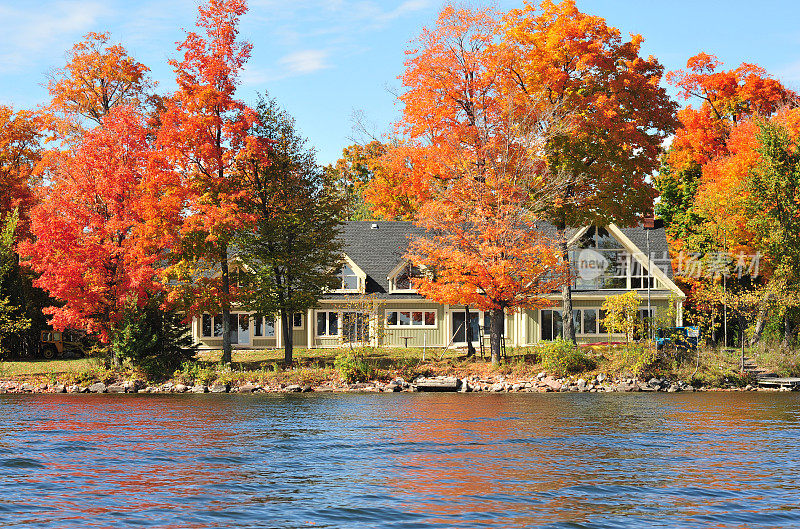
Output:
[316, 310, 340, 337]
[386, 309, 438, 328]
[334, 255, 366, 294]
[201, 314, 224, 338]
[387, 261, 423, 294]
[253, 314, 276, 338]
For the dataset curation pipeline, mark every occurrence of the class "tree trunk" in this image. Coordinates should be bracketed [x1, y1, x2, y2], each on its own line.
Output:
[749, 292, 773, 346]
[558, 230, 576, 343]
[220, 245, 232, 364]
[782, 311, 794, 349]
[464, 306, 476, 357]
[282, 310, 293, 365]
[490, 308, 503, 365]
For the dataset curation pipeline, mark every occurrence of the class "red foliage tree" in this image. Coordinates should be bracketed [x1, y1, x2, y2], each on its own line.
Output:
[19, 106, 176, 348]
[158, 0, 265, 363]
[408, 173, 567, 364]
[0, 106, 42, 234]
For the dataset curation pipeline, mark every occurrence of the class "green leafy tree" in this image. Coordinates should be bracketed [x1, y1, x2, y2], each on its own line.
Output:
[235, 93, 344, 364]
[324, 141, 386, 220]
[745, 120, 800, 343]
[0, 210, 31, 355]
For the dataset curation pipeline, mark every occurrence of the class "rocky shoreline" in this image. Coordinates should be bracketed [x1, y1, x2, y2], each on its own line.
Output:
[0, 372, 791, 394]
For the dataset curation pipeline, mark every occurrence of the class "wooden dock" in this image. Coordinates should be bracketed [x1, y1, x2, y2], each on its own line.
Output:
[757, 375, 800, 389]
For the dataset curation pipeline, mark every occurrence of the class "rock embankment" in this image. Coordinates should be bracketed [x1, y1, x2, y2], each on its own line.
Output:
[0, 372, 790, 394]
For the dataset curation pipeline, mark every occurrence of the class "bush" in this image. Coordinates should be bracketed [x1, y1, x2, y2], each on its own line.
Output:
[539, 340, 595, 376]
[617, 344, 657, 376]
[175, 361, 218, 386]
[113, 302, 198, 381]
[334, 350, 374, 383]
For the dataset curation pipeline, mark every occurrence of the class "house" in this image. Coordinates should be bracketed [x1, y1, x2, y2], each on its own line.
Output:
[190, 220, 685, 350]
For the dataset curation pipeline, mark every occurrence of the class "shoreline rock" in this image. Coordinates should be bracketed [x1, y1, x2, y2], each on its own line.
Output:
[0, 374, 793, 395]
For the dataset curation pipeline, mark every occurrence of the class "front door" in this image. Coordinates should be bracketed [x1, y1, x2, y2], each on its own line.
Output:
[452, 311, 480, 344]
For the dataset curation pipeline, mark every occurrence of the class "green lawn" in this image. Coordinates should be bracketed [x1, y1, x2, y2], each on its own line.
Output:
[0, 358, 96, 377]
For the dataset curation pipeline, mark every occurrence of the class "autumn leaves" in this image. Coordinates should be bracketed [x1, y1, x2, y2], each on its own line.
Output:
[373, 1, 676, 359]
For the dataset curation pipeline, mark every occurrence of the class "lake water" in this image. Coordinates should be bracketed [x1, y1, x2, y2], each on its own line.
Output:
[1, 393, 800, 528]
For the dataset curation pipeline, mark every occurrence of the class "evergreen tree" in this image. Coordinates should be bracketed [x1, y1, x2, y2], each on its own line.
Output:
[235, 93, 344, 364]
[112, 298, 198, 380]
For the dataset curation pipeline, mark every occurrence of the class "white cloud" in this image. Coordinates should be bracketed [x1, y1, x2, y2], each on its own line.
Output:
[0, 1, 112, 73]
[278, 49, 331, 75]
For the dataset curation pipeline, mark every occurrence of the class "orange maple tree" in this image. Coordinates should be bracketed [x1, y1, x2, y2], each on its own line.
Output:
[0, 106, 42, 234]
[501, 0, 677, 342]
[408, 173, 567, 364]
[656, 54, 795, 253]
[364, 5, 505, 220]
[19, 106, 178, 348]
[158, 0, 265, 363]
[46, 32, 154, 132]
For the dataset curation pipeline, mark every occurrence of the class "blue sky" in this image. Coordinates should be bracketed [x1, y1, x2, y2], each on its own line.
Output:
[1, 0, 799, 165]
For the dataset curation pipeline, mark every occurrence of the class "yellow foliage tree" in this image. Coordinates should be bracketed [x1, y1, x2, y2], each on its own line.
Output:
[601, 291, 642, 344]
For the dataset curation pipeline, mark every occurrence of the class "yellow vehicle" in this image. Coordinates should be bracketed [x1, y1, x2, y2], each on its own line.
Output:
[39, 330, 89, 359]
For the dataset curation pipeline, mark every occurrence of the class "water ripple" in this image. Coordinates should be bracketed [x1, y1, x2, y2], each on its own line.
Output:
[0, 393, 799, 528]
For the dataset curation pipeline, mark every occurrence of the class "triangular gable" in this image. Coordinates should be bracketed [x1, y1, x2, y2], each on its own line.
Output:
[606, 224, 684, 298]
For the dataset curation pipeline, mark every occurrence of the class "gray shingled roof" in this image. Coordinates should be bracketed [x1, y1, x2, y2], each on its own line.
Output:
[327, 220, 674, 300]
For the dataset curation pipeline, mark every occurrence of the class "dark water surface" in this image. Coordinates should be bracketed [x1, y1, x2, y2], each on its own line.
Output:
[1, 393, 800, 528]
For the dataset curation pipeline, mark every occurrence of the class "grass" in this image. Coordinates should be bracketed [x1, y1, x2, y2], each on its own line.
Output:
[0, 357, 96, 376]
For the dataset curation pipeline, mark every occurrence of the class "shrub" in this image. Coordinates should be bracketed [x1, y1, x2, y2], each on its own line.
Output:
[617, 344, 657, 376]
[175, 361, 217, 386]
[113, 302, 198, 381]
[539, 340, 595, 376]
[334, 350, 374, 383]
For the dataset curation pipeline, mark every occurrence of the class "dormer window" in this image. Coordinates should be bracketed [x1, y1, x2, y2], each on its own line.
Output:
[389, 262, 422, 293]
[337, 264, 360, 292]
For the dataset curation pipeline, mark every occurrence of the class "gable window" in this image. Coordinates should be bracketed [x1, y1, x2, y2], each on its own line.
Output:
[338, 264, 359, 292]
[386, 310, 437, 328]
[572, 226, 662, 290]
[317, 311, 339, 336]
[391, 263, 421, 292]
[630, 260, 656, 289]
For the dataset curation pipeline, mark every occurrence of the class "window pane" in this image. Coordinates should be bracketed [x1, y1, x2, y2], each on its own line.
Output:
[254, 315, 262, 337]
[329, 312, 338, 335]
[317, 312, 328, 336]
[340, 264, 358, 290]
[412, 311, 423, 325]
[264, 316, 275, 337]
[599, 310, 607, 333]
[202, 314, 212, 337]
[573, 310, 582, 334]
[293, 313, 303, 328]
[387, 311, 398, 326]
[554, 311, 563, 339]
[584, 309, 597, 335]
[396, 267, 411, 290]
[399, 311, 411, 326]
[343, 274, 358, 290]
[229, 314, 239, 344]
[542, 310, 553, 341]
[424, 311, 435, 326]
[213, 315, 223, 337]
